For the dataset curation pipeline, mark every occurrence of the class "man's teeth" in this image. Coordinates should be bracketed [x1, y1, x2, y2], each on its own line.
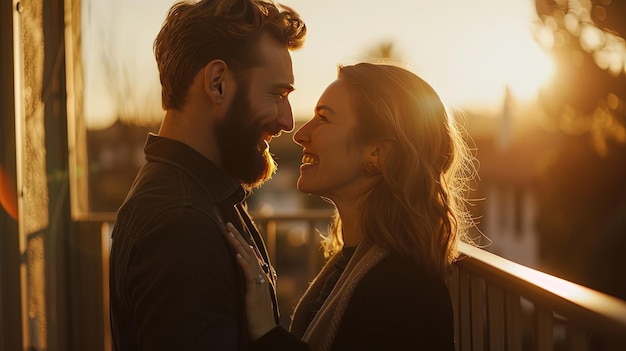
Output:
[302, 155, 318, 165]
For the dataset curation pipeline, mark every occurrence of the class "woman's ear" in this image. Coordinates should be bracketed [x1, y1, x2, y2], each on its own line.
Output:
[364, 141, 391, 176]
[204, 60, 228, 103]
[366, 141, 392, 165]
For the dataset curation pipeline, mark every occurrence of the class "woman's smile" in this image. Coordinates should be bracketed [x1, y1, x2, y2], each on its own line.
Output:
[300, 153, 319, 169]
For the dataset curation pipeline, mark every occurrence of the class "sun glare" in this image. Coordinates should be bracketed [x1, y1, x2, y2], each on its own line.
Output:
[84, 0, 556, 125]
[501, 41, 555, 101]
[433, 20, 555, 111]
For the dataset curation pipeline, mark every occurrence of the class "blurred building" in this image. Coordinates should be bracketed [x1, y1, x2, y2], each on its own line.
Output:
[87, 121, 158, 212]
[464, 90, 560, 270]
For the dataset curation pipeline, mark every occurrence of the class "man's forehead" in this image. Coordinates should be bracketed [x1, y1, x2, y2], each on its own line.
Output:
[246, 63, 294, 89]
[241, 32, 294, 88]
[249, 57, 294, 88]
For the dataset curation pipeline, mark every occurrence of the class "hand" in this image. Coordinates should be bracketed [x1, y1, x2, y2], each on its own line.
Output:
[225, 222, 277, 340]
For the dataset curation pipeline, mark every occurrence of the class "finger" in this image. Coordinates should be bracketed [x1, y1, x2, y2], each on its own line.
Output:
[226, 232, 263, 283]
[225, 234, 266, 285]
[224, 224, 267, 288]
[233, 246, 268, 293]
[235, 251, 258, 284]
[225, 223, 264, 266]
[226, 230, 254, 264]
[225, 223, 255, 254]
[225, 223, 255, 261]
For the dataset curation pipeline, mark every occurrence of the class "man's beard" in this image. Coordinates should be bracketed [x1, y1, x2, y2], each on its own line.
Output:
[215, 88, 277, 189]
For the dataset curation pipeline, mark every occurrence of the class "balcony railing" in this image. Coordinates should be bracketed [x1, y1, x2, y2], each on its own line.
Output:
[75, 211, 626, 351]
[252, 211, 626, 351]
[449, 242, 626, 351]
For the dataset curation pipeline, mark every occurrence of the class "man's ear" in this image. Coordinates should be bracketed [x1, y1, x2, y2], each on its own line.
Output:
[203, 60, 228, 103]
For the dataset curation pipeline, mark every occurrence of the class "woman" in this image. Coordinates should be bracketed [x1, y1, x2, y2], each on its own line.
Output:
[226, 62, 474, 350]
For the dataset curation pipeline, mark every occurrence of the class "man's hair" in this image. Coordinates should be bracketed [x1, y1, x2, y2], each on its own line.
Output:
[154, 0, 306, 110]
[323, 63, 476, 278]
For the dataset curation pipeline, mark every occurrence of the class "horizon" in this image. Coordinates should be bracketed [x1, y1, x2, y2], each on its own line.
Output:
[82, 0, 554, 129]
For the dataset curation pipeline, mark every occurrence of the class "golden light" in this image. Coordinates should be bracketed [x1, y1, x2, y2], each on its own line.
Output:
[84, 0, 559, 123]
[433, 20, 555, 110]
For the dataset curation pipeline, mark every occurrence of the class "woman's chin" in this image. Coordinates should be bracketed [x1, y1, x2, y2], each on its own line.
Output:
[296, 180, 316, 196]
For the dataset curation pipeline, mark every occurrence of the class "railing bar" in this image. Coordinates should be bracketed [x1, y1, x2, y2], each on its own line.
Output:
[505, 293, 522, 351]
[456, 242, 626, 341]
[101, 222, 112, 351]
[459, 269, 472, 351]
[306, 220, 319, 279]
[535, 306, 554, 351]
[251, 210, 335, 221]
[265, 220, 277, 265]
[470, 275, 485, 351]
[487, 284, 505, 350]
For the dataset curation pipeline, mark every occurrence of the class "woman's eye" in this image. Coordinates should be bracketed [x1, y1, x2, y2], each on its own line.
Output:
[318, 114, 328, 122]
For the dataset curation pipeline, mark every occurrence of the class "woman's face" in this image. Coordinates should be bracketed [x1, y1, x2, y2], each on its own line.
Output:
[293, 78, 377, 205]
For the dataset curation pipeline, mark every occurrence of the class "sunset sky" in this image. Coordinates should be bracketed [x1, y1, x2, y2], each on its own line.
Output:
[82, 0, 554, 129]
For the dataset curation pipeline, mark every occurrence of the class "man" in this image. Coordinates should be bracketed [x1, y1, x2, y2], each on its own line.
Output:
[108, 0, 306, 349]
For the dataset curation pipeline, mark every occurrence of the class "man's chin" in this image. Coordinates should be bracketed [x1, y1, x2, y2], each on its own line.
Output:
[240, 151, 276, 189]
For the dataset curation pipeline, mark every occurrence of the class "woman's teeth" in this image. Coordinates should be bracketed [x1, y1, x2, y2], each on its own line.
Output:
[302, 155, 318, 165]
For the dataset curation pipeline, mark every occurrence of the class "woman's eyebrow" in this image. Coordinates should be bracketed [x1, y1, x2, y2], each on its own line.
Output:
[315, 105, 335, 114]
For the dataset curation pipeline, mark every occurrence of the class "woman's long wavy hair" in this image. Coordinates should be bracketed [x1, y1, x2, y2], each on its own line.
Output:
[323, 62, 475, 278]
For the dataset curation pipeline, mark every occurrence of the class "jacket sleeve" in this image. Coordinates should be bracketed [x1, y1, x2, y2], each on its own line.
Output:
[331, 256, 455, 351]
[127, 207, 243, 350]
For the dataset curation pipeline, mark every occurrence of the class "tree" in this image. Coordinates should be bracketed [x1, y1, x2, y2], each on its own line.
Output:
[535, 0, 626, 144]
[534, 135, 626, 299]
[533, 0, 626, 300]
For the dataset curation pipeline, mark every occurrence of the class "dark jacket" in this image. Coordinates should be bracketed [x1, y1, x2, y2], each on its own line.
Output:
[253, 252, 454, 351]
[109, 134, 277, 350]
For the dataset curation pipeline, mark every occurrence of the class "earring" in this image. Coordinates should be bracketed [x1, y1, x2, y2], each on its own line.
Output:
[364, 161, 381, 176]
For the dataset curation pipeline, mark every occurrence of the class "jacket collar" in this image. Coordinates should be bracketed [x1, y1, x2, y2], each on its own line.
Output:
[143, 133, 247, 203]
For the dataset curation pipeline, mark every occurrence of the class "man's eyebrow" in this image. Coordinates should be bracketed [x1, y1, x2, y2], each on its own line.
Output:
[274, 83, 295, 92]
[316, 105, 335, 114]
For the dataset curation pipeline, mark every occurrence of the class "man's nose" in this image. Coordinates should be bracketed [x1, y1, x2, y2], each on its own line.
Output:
[278, 100, 294, 132]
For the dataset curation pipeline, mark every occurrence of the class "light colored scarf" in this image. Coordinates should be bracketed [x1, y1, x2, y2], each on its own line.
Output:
[289, 241, 389, 351]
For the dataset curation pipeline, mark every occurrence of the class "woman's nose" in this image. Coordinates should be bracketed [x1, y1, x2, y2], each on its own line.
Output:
[293, 120, 310, 146]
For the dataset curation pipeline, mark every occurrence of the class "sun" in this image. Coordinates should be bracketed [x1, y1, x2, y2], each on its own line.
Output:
[432, 19, 555, 111]
[498, 36, 555, 102]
